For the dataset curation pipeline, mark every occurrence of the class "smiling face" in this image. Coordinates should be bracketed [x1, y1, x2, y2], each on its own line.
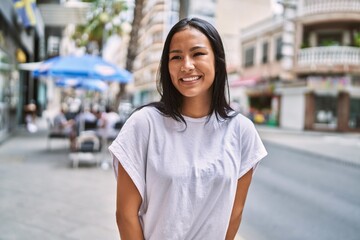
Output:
[168, 27, 215, 104]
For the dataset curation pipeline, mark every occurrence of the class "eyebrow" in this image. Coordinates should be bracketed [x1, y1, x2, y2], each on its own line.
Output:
[169, 46, 207, 54]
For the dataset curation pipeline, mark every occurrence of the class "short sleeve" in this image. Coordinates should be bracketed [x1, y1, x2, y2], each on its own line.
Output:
[238, 115, 268, 178]
[108, 109, 150, 202]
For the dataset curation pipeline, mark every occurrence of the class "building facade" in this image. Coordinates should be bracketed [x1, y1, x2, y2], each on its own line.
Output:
[216, 0, 273, 73]
[238, 0, 360, 132]
[131, 0, 179, 106]
[0, 0, 45, 142]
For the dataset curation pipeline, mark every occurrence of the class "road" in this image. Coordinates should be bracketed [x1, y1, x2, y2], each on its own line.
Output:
[239, 142, 360, 240]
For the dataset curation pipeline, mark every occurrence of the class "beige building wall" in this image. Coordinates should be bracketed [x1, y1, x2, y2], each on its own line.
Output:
[132, 0, 180, 106]
[215, 0, 273, 72]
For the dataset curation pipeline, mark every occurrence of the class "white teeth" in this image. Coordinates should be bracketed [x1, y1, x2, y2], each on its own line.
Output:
[182, 76, 200, 82]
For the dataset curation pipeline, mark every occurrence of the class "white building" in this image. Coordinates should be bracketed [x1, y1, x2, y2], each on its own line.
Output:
[238, 0, 360, 132]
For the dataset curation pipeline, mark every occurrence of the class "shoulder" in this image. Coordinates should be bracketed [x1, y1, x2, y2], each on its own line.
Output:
[125, 106, 162, 128]
[225, 112, 258, 135]
[229, 112, 254, 127]
[130, 106, 162, 120]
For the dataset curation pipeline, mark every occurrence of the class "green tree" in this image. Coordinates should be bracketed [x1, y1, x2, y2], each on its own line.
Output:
[73, 0, 147, 108]
[72, 0, 128, 52]
[354, 32, 360, 47]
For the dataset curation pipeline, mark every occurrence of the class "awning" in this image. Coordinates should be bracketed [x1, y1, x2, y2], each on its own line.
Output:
[18, 62, 43, 71]
[230, 76, 261, 87]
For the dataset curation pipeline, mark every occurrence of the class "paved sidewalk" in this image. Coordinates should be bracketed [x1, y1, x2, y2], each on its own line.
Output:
[0, 123, 118, 240]
[257, 125, 360, 166]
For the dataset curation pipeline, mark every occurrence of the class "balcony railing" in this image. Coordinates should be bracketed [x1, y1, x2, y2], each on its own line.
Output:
[297, 46, 360, 66]
[241, 15, 284, 41]
[302, 0, 360, 15]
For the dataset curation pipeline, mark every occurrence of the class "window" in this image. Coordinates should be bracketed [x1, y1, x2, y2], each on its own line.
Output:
[318, 32, 342, 46]
[262, 42, 268, 63]
[47, 36, 60, 56]
[349, 98, 360, 129]
[171, 0, 179, 11]
[244, 47, 255, 67]
[353, 76, 360, 87]
[275, 37, 282, 61]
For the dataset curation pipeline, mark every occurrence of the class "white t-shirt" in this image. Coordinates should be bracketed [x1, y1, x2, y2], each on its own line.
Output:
[109, 107, 267, 240]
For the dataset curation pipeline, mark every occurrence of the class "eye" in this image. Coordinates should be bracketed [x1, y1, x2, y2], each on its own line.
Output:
[170, 55, 181, 60]
[193, 52, 206, 57]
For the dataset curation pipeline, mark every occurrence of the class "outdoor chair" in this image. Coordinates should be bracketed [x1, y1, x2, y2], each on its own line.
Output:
[84, 120, 98, 131]
[69, 131, 102, 168]
[47, 118, 70, 150]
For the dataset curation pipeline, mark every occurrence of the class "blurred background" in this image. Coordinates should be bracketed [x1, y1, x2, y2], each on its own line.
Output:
[0, 0, 360, 239]
[1, 0, 360, 136]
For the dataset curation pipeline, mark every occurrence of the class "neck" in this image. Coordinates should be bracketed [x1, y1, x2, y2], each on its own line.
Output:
[181, 97, 211, 118]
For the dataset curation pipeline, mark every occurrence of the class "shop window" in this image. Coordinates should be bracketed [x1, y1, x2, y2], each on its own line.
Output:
[0, 49, 11, 140]
[349, 98, 360, 129]
[0, 49, 11, 103]
[248, 95, 272, 124]
[314, 95, 337, 129]
[352, 76, 360, 87]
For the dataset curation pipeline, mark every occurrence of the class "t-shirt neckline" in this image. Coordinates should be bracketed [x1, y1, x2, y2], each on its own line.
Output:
[181, 114, 209, 123]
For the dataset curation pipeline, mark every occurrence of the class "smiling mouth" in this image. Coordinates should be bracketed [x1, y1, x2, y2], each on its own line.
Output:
[181, 76, 201, 82]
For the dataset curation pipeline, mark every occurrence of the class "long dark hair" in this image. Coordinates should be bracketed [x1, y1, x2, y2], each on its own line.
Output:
[142, 17, 234, 123]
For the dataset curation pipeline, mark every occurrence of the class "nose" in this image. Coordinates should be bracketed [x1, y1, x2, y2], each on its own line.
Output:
[181, 56, 195, 72]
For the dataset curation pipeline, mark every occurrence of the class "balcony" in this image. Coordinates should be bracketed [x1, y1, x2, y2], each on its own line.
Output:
[301, 0, 360, 16]
[241, 15, 284, 41]
[297, 46, 360, 72]
[38, 2, 90, 26]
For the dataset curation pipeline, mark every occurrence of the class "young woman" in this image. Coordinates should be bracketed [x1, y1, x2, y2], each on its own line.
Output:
[109, 17, 267, 240]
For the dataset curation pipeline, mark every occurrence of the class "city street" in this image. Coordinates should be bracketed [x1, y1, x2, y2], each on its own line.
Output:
[1, 121, 360, 239]
[240, 142, 360, 240]
[2, 0, 360, 239]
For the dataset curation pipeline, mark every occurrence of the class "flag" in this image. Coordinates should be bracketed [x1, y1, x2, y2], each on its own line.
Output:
[13, 0, 37, 28]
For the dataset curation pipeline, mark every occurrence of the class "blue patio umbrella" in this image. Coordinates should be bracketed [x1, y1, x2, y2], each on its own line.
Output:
[55, 78, 108, 92]
[78, 79, 108, 92]
[54, 78, 79, 88]
[34, 54, 132, 83]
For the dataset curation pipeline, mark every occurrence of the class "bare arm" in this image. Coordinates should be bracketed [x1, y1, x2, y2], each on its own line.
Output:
[116, 163, 144, 240]
[225, 168, 253, 240]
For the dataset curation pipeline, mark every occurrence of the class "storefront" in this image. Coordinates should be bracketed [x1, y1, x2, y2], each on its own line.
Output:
[0, 49, 12, 141]
[0, 29, 21, 142]
[0, 0, 45, 142]
[230, 77, 279, 126]
[279, 75, 360, 132]
[306, 75, 360, 132]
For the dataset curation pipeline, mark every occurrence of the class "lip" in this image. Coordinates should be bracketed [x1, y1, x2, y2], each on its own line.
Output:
[180, 75, 202, 82]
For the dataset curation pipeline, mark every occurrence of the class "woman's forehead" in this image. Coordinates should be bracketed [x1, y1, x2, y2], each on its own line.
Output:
[169, 27, 211, 49]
